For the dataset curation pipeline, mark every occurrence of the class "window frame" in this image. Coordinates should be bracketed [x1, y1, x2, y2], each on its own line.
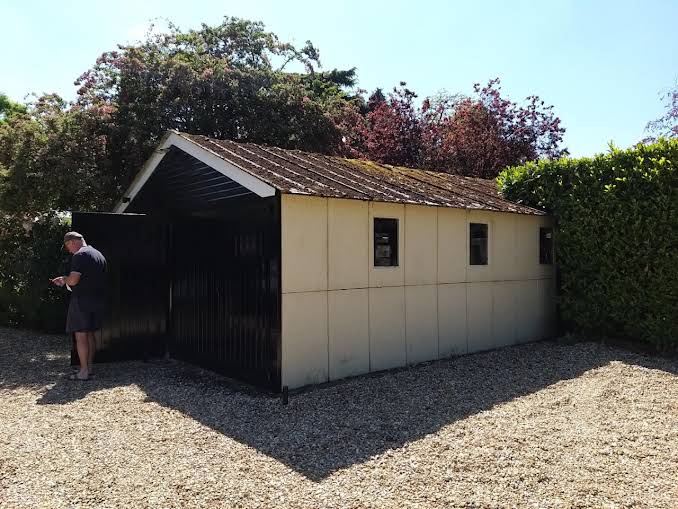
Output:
[469, 222, 489, 266]
[373, 217, 399, 267]
[539, 227, 554, 265]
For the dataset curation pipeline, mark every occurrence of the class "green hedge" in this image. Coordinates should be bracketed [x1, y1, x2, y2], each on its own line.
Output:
[0, 213, 69, 332]
[498, 138, 677, 350]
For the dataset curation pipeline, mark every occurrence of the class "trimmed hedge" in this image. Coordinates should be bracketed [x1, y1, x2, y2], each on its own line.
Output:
[498, 139, 677, 350]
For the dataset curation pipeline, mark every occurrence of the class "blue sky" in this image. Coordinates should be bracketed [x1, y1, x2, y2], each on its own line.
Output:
[2, 0, 677, 156]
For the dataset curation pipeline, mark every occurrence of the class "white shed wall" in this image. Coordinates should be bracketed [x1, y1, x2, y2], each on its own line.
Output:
[281, 195, 555, 389]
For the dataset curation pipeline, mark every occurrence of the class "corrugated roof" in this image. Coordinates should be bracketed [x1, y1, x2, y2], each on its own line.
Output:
[175, 131, 545, 215]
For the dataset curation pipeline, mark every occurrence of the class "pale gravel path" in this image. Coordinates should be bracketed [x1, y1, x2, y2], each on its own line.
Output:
[0, 327, 676, 509]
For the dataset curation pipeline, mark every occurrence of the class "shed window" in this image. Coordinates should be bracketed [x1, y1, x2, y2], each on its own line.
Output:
[469, 223, 488, 265]
[374, 218, 398, 267]
[540, 227, 554, 264]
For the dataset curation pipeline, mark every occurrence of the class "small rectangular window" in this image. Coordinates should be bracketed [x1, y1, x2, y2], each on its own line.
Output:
[374, 218, 398, 267]
[540, 227, 554, 264]
[469, 223, 488, 265]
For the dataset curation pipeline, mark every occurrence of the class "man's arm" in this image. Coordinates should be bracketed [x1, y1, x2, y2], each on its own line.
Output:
[65, 251, 84, 286]
[50, 272, 81, 287]
[64, 271, 81, 287]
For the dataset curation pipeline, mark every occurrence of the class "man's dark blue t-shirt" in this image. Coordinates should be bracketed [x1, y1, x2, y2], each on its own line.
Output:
[70, 245, 107, 299]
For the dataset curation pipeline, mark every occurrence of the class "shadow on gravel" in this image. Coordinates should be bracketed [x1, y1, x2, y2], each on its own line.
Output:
[2, 327, 676, 481]
[0, 328, 73, 391]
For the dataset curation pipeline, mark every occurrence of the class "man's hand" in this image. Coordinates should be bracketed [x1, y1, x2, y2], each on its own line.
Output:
[50, 276, 66, 287]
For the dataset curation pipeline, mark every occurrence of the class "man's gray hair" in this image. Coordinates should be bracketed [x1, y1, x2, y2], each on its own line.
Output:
[64, 231, 85, 242]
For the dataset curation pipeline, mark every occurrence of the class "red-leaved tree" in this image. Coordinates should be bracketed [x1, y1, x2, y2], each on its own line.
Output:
[364, 84, 421, 167]
[420, 79, 567, 177]
[344, 78, 567, 178]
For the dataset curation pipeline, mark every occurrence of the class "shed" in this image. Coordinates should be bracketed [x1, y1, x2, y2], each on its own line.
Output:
[75, 130, 555, 391]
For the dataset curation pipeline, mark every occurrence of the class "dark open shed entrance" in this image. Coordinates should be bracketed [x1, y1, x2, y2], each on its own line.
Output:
[72, 145, 282, 391]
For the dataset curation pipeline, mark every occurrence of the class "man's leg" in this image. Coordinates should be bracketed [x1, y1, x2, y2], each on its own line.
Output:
[87, 331, 96, 372]
[74, 331, 90, 379]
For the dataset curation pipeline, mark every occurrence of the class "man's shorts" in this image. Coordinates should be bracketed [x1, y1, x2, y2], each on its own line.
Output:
[66, 296, 104, 333]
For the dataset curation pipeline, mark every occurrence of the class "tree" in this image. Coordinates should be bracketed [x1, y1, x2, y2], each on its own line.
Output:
[0, 94, 114, 215]
[363, 84, 421, 167]
[2, 17, 364, 220]
[74, 17, 360, 190]
[419, 79, 567, 177]
[0, 93, 26, 123]
[366, 88, 386, 113]
[342, 78, 567, 178]
[0, 94, 104, 332]
[646, 81, 678, 140]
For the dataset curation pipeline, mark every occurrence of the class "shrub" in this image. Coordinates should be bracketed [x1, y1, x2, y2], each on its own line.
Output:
[498, 139, 677, 350]
[0, 213, 69, 332]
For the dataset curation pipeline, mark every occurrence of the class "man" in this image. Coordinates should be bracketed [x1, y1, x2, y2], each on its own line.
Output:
[51, 232, 107, 381]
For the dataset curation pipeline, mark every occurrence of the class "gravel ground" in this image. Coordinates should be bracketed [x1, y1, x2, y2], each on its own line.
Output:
[1, 327, 676, 509]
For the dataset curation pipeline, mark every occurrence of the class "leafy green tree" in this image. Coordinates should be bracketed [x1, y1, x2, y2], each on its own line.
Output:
[74, 17, 361, 190]
[0, 93, 26, 123]
[0, 94, 114, 215]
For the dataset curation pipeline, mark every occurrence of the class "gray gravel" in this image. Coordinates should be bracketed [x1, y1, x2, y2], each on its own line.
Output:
[1, 327, 676, 508]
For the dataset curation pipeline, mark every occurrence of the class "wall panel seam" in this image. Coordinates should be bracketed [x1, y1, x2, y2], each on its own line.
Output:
[465, 209, 469, 354]
[325, 198, 330, 383]
[283, 277, 554, 294]
[436, 207, 440, 359]
[367, 202, 371, 372]
[403, 206, 407, 365]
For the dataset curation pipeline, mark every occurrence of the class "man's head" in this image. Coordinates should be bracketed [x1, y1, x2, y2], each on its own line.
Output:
[63, 231, 86, 254]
